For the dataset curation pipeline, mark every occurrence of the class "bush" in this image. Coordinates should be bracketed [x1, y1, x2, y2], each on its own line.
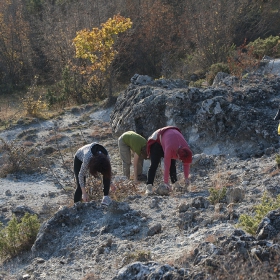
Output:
[238, 192, 280, 235]
[275, 154, 280, 165]
[247, 36, 280, 58]
[22, 94, 47, 118]
[189, 79, 207, 88]
[0, 213, 40, 259]
[0, 138, 43, 177]
[206, 63, 230, 85]
[209, 187, 227, 204]
[227, 40, 260, 79]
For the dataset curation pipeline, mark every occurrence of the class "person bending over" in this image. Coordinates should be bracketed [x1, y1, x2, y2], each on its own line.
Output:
[146, 126, 192, 194]
[118, 131, 148, 182]
[73, 142, 115, 206]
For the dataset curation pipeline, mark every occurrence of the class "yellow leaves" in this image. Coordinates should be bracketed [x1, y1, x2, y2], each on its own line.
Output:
[73, 14, 132, 77]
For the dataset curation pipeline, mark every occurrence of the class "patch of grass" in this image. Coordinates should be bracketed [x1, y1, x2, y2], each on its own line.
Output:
[90, 123, 112, 140]
[209, 187, 227, 204]
[122, 250, 151, 266]
[169, 248, 195, 267]
[0, 213, 40, 259]
[238, 192, 280, 235]
[111, 179, 139, 202]
[209, 249, 280, 279]
[82, 272, 100, 280]
[85, 177, 140, 203]
[275, 154, 280, 166]
[45, 133, 66, 144]
[189, 79, 207, 88]
[0, 138, 44, 177]
[270, 169, 280, 177]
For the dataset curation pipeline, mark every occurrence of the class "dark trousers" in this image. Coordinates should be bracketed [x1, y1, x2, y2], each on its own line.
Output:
[74, 156, 84, 203]
[73, 156, 110, 203]
[147, 142, 177, 185]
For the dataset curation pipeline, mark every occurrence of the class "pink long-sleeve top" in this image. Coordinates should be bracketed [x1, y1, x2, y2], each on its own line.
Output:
[160, 129, 191, 184]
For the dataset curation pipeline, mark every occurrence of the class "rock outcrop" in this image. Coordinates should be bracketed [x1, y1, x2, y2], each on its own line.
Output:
[111, 73, 280, 158]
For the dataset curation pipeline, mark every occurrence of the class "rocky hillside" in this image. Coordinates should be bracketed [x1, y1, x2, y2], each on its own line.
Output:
[111, 72, 280, 159]
[0, 70, 280, 279]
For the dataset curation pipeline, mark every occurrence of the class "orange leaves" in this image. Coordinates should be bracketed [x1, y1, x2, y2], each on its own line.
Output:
[73, 14, 132, 75]
[227, 39, 260, 79]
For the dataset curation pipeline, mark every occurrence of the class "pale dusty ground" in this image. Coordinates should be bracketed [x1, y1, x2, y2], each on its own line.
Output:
[0, 103, 280, 280]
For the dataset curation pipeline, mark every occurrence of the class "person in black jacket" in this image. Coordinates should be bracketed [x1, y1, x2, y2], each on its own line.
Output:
[73, 142, 115, 206]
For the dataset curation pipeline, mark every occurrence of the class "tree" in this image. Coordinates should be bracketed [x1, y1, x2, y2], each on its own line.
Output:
[0, 0, 33, 93]
[72, 14, 132, 101]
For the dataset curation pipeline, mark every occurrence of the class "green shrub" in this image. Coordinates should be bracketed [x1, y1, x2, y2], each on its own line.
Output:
[0, 213, 40, 259]
[209, 187, 227, 204]
[238, 192, 280, 235]
[247, 36, 280, 58]
[275, 154, 280, 165]
[22, 94, 47, 118]
[206, 63, 230, 85]
[189, 79, 207, 88]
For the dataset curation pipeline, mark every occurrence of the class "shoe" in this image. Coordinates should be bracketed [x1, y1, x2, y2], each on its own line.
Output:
[101, 196, 112, 206]
[137, 174, 147, 181]
[145, 184, 153, 195]
[274, 109, 280, 121]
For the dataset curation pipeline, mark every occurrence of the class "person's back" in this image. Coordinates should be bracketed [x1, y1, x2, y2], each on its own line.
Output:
[122, 131, 147, 155]
[118, 131, 147, 181]
[161, 129, 189, 158]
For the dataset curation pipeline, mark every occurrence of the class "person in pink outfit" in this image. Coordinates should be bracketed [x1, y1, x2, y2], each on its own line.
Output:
[146, 126, 192, 193]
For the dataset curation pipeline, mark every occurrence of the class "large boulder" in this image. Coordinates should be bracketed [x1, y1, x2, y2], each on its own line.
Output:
[110, 74, 280, 157]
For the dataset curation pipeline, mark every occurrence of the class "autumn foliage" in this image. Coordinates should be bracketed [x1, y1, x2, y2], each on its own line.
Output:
[0, 0, 279, 104]
[72, 14, 132, 100]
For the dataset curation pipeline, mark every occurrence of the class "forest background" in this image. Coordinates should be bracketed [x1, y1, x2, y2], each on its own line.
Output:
[1, 0, 280, 118]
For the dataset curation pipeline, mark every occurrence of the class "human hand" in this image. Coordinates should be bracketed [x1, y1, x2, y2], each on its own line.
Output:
[110, 183, 116, 193]
[82, 193, 89, 202]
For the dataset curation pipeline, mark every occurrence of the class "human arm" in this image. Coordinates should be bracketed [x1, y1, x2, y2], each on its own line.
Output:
[103, 177, 117, 195]
[133, 153, 139, 182]
[81, 188, 89, 202]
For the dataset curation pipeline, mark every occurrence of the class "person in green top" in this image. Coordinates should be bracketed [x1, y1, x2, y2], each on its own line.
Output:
[118, 131, 148, 182]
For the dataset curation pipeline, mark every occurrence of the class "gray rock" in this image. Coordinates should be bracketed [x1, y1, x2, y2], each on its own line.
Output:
[155, 183, 170, 196]
[212, 72, 230, 86]
[111, 75, 280, 158]
[147, 223, 162, 236]
[226, 187, 245, 204]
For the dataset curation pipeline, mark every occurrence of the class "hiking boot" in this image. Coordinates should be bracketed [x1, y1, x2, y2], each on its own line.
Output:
[101, 196, 112, 207]
[145, 184, 153, 195]
[274, 109, 280, 121]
